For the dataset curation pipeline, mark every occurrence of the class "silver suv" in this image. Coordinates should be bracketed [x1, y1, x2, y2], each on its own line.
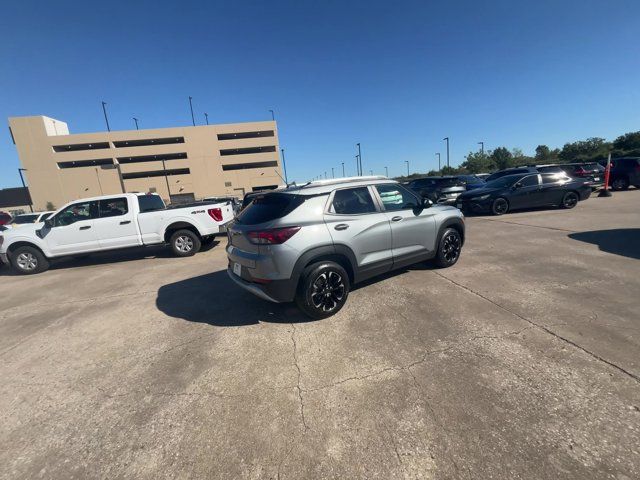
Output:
[226, 176, 465, 318]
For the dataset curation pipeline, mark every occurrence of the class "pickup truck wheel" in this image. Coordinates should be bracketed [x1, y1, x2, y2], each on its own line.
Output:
[10, 246, 50, 274]
[170, 229, 201, 257]
[295, 261, 350, 319]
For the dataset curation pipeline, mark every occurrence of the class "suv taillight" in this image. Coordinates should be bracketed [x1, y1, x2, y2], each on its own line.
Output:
[208, 208, 223, 222]
[247, 226, 301, 245]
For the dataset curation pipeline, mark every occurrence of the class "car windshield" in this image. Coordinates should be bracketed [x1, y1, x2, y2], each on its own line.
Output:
[484, 176, 521, 188]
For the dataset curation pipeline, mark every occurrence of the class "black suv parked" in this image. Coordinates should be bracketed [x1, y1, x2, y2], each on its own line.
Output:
[406, 176, 466, 205]
[556, 163, 605, 189]
[599, 157, 640, 190]
[484, 165, 564, 183]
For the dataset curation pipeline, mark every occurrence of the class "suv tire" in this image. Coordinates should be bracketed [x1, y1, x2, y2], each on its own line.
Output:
[10, 245, 50, 274]
[434, 228, 462, 268]
[170, 229, 201, 257]
[296, 261, 350, 319]
[491, 197, 509, 216]
[611, 177, 629, 191]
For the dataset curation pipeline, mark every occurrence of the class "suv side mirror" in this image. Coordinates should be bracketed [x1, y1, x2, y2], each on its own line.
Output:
[422, 198, 434, 208]
[513, 182, 523, 189]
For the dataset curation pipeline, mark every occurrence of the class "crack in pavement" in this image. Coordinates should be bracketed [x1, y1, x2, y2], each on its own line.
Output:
[290, 324, 309, 431]
[431, 269, 640, 384]
[476, 217, 578, 233]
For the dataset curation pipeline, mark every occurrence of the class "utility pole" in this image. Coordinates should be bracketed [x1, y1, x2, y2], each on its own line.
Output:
[436, 153, 441, 172]
[443, 137, 450, 168]
[478, 141, 484, 155]
[280, 148, 288, 184]
[269, 109, 275, 121]
[188, 96, 195, 126]
[385, 166, 388, 177]
[356, 143, 363, 176]
[101, 101, 110, 132]
[405, 160, 410, 177]
[204, 113, 209, 125]
[341, 162, 345, 177]
[17, 168, 33, 212]
[133, 117, 139, 130]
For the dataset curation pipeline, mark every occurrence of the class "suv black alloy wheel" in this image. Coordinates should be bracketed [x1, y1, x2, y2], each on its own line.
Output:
[296, 261, 350, 319]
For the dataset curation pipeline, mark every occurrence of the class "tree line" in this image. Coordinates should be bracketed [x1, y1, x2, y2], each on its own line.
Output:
[394, 130, 640, 181]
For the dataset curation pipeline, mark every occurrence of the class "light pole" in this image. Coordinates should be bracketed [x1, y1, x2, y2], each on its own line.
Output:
[133, 117, 139, 130]
[436, 153, 441, 172]
[161, 157, 171, 201]
[443, 137, 450, 168]
[341, 162, 345, 177]
[355, 154, 360, 176]
[269, 109, 275, 121]
[17, 168, 33, 212]
[101, 101, 110, 132]
[324, 171, 327, 179]
[356, 143, 362, 176]
[280, 148, 288, 184]
[204, 113, 209, 125]
[331, 167, 335, 178]
[405, 160, 410, 177]
[369, 169, 373, 176]
[385, 166, 388, 177]
[188, 96, 195, 126]
[478, 141, 484, 155]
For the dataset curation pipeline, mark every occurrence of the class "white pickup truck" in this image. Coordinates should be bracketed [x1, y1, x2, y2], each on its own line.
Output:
[0, 193, 233, 274]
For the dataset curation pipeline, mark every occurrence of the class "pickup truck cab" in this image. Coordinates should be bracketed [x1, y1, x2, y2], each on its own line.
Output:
[0, 193, 233, 274]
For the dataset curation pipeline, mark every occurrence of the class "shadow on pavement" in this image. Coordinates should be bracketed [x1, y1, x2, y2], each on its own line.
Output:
[156, 269, 311, 326]
[568, 228, 640, 260]
[0, 241, 220, 276]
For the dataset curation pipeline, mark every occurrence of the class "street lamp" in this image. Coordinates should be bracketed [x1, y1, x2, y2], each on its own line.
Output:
[331, 167, 335, 178]
[478, 141, 484, 155]
[356, 143, 362, 176]
[405, 160, 410, 176]
[269, 109, 275, 121]
[341, 162, 345, 177]
[17, 168, 33, 212]
[101, 101, 110, 132]
[443, 137, 450, 168]
[188, 96, 195, 126]
[436, 153, 441, 172]
[369, 169, 373, 176]
[280, 148, 288, 184]
[355, 154, 360, 176]
[133, 117, 139, 130]
[204, 113, 209, 125]
[385, 166, 388, 177]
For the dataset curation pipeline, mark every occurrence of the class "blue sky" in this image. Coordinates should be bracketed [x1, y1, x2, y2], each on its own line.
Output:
[1, 0, 638, 187]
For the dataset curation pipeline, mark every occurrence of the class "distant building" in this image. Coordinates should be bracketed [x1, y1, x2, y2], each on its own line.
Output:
[8, 115, 283, 209]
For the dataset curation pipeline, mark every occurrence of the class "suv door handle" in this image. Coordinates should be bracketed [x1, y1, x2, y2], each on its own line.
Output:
[79, 226, 91, 230]
[391, 216, 402, 222]
[334, 224, 349, 231]
[120, 220, 131, 225]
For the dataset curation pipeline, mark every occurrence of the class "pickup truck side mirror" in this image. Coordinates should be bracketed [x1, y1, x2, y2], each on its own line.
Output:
[43, 218, 53, 228]
[422, 198, 434, 208]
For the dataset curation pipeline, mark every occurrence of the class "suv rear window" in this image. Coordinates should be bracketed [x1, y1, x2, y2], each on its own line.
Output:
[236, 193, 304, 225]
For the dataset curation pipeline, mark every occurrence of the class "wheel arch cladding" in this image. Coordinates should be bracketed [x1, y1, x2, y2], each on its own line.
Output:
[437, 218, 465, 246]
[294, 244, 356, 285]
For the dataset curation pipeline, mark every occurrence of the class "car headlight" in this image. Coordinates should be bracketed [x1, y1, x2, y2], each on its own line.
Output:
[471, 194, 490, 201]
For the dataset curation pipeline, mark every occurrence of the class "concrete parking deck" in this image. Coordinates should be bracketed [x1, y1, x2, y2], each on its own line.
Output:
[1, 190, 639, 479]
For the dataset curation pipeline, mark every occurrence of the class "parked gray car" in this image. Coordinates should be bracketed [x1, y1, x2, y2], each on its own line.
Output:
[226, 176, 465, 318]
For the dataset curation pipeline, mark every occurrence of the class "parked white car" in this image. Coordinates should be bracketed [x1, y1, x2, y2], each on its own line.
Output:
[0, 211, 54, 231]
[0, 193, 233, 274]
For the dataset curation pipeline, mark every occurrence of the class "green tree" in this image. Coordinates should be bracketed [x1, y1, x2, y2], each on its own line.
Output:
[460, 151, 494, 173]
[45, 201, 55, 210]
[535, 145, 551, 161]
[490, 147, 513, 170]
[559, 137, 610, 162]
[612, 131, 640, 151]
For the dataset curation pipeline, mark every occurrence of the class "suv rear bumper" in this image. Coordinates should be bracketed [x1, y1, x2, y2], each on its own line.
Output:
[227, 266, 297, 303]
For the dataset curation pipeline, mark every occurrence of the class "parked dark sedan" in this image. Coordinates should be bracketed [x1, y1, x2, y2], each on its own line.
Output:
[407, 176, 466, 205]
[457, 175, 486, 191]
[456, 172, 591, 215]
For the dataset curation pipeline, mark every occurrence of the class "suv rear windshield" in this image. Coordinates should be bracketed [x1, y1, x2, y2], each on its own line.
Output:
[235, 193, 304, 225]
